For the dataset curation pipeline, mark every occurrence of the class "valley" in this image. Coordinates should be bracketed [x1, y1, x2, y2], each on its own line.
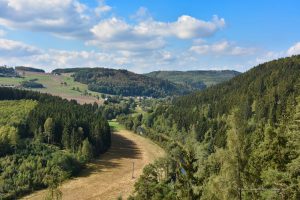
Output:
[0, 1, 299, 199]
[22, 123, 165, 200]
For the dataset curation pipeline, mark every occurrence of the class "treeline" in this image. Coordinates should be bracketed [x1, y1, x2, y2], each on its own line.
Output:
[52, 67, 190, 97]
[15, 66, 45, 73]
[0, 66, 18, 77]
[145, 70, 240, 90]
[0, 87, 111, 155]
[21, 80, 44, 88]
[121, 56, 300, 199]
[0, 87, 111, 199]
[100, 95, 135, 120]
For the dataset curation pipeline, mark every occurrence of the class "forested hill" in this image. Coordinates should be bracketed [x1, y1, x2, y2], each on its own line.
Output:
[124, 55, 300, 199]
[15, 66, 45, 73]
[145, 70, 240, 90]
[0, 66, 18, 77]
[172, 55, 300, 129]
[0, 88, 110, 199]
[52, 68, 190, 97]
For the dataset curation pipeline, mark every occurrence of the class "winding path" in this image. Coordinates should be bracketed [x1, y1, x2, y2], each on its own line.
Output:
[22, 129, 165, 200]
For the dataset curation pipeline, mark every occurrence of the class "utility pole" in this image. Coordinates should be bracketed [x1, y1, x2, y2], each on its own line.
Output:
[132, 162, 135, 179]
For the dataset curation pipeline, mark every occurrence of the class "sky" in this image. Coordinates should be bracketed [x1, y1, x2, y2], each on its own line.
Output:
[0, 0, 299, 73]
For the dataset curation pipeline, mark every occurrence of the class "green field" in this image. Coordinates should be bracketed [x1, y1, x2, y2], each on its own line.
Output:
[108, 120, 124, 132]
[0, 72, 103, 104]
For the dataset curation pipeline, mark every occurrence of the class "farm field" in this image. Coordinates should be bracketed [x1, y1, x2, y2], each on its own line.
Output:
[0, 72, 103, 104]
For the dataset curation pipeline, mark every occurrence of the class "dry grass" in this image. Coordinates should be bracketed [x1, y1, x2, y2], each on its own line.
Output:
[22, 129, 165, 200]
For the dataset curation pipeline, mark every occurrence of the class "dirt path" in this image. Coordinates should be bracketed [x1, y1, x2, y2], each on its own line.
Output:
[22, 129, 165, 200]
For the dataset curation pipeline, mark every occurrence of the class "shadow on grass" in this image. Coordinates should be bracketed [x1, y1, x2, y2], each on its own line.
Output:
[77, 131, 142, 178]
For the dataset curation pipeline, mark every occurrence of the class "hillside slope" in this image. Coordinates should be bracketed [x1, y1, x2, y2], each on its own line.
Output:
[0, 88, 111, 199]
[0, 71, 102, 104]
[53, 68, 190, 97]
[145, 70, 240, 90]
[124, 56, 300, 199]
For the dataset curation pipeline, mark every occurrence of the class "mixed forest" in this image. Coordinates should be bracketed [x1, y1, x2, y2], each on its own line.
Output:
[53, 68, 190, 97]
[0, 56, 299, 200]
[118, 56, 300, 200]
[0, 88, 111, 199]
[145, 70, 240, 90]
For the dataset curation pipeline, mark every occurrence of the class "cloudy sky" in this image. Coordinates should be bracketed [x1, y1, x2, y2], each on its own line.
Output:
[0, 0, 299, 73]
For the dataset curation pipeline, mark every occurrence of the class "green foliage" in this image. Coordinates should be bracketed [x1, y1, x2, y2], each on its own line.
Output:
[146, 70, 240, 90]
[0, 100, 37, 156]
[0, 141, 81, 200]
[44, 117, 54, 144]
[79, 138, 93, 162]
[100, 96, 134, 120]
[21, 80, 44, 88]
[15, 66, 45, 73]
[0, 100, 37, 126]
[0, 66, 18, 77]
[129, 158, 176, 200]
[53, 67, 190, 97]
[0, 87, 112, 199]
[124, 56, 300, 199]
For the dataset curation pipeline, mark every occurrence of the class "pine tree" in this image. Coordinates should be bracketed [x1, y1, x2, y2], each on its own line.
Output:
[203, 109, 247, 200]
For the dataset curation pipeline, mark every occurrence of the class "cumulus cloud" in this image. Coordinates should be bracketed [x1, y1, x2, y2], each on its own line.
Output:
[88, 17, 167, 51]
[0, 0, 91, 38]
[0, 38, 181, 73]
[88, 15, 225, 51]
[287, 42, 300, 56]
[190, 40, 255, 56]
[0, 38, 41, 57]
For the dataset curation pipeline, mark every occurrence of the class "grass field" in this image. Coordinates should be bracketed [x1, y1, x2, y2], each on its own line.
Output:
[0, 71, 103, 104]
[108, 120, 124, 131]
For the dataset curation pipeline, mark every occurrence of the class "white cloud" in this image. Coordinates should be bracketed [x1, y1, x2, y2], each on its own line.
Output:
[190, 41, 255, 56]
[95, 0, 112, 16]
[254, 42, 300, 66]
[0, 0, 91, 38]
[0, 29, 6, 37]
[88, 15, 225, 51]
[131, 7, 152, 21]
[0, 38, 41, 56]
[287, 42, 300, 56]
[132, 15, 225, 39]
[88, 17, 166, 51]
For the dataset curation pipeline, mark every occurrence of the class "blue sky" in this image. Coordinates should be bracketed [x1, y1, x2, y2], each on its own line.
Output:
[0, 0, 299, 73]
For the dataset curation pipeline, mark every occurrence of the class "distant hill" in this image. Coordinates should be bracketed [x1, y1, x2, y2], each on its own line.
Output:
[15, 66, 45, 73]
[0, 66, 18, 77]
[52, 68, 190, 97]
[145, 70, 240, 90]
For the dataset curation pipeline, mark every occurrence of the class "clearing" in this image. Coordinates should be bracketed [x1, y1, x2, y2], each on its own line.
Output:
[0, 71, 103, 104]
[22, 124, 165, 200]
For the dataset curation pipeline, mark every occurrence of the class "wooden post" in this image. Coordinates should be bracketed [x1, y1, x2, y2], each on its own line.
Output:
[132, 162, 135, 179]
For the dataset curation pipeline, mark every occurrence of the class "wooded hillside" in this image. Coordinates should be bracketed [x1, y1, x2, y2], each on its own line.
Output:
[145, 70, 240, 90]
[122, 56, 300, 200]
[0, 88, 111, 199]
[53, 68, 190, 97]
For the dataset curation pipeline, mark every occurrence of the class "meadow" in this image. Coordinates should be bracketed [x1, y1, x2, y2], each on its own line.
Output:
[0, 72, 103, 104]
